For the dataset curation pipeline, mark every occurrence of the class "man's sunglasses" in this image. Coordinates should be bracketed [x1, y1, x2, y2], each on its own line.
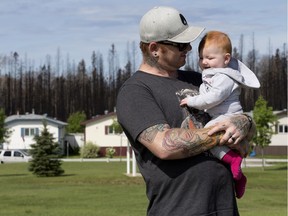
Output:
[157, 41, 190, 52]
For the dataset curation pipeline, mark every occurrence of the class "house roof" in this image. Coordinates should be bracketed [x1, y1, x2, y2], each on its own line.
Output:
[273, 109, 287, 117]
[81, 112, 116, 125]
[5, 113, 67, 126]
[246, 109, 287, 118]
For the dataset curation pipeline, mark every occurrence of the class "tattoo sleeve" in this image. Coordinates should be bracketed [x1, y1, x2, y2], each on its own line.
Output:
[139, 124, 170, 143]
[163, 127, 223, 157]
[230, 115, 251, 138]
[139, 124, 223, 158]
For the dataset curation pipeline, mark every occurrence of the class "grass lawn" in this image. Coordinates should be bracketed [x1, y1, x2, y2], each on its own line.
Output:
[0, 162, 286, 216]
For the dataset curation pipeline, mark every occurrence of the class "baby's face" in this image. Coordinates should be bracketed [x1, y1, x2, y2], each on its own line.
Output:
[199, 44, 228, 70]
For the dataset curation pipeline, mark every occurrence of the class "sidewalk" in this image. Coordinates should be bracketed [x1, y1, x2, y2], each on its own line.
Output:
[61, 158, 126, 162]
[241, 158, 288, 167]
[61, 158, 288, 167]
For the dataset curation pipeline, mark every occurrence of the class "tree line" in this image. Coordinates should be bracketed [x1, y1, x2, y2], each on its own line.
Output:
[0, 42, 287, 122]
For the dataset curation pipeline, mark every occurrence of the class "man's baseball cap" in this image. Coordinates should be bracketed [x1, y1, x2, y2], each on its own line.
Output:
[140, 6, 205, 43]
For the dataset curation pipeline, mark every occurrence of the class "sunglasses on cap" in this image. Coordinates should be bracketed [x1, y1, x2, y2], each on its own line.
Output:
[157, 41, 190, 52]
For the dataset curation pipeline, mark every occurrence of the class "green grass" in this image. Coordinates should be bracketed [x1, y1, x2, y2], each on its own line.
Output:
[0, 162, 147, 216]
[238, 165, 287, 216]
[0, 162, 286, 216]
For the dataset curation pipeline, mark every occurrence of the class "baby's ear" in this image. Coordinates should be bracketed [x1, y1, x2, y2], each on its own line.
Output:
[224, 53, 231, 66]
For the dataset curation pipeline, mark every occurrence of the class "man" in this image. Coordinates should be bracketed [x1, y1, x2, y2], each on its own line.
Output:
[117, 6, 253, 216]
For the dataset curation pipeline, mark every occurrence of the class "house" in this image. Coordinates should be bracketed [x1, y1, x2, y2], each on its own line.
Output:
[253, 109, 288, 156]
[3, 111, 67, 154]
[64, 133, 84, 149]
[81, 110, 287, 157]
[81, 112, 128, 157]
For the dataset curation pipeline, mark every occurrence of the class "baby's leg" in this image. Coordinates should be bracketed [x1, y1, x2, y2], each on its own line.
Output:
[235, 175, 247, 199]
[210, 146, 243, 180]
[219, 148, 243, 181]
[207, 114, 247, 198]
[210, 146, 247, 199]
[206, 115, 243, 180]
[209, 145, 229, 160]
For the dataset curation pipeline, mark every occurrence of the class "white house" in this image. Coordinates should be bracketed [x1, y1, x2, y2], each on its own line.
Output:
[65, 133, 84, 149]
[81, 110, 287, 157]
[81, 112, 128, 157]
[4, 112, 67, 153]
[257, 109, 288, 155]
[245, 109, 287, 155]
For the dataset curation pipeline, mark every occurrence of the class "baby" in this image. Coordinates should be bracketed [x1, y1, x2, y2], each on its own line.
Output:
[180, 31, 260, 198]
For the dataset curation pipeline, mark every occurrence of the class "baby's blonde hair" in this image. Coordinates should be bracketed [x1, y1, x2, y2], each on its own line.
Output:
[198, 31, 232, 54]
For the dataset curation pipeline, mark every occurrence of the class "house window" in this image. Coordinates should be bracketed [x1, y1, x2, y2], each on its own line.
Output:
[24, 128, 30, 136]
[21, 128, 39, 137]
[105, 125, 114, 135]
[278, 124, 288, 133]
[30, 128, 37, 136]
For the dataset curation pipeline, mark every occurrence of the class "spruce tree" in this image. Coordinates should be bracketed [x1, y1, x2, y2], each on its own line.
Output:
[0, 108, 11, 145]
[29, 121, 64, 177]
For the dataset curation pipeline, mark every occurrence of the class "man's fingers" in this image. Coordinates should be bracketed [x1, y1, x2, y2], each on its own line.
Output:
[207, 123, 225, 136]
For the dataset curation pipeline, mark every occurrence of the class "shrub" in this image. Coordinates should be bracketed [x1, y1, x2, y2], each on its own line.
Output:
[105, 147, 116, 158]
[80, 142, 99, 158]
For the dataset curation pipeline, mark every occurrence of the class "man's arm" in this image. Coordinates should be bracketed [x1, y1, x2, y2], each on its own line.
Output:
[138, 124, 223, 160]
[138, 114, 254, 160]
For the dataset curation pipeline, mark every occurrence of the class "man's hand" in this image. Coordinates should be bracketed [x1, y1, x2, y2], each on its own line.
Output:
[207, 114, 255, 157]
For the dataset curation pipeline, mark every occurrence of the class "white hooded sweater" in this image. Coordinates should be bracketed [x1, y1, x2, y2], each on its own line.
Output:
[186, 58, 260, 119]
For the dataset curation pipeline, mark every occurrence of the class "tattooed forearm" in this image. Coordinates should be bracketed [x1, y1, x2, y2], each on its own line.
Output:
[163, 127, 223, 157]
[230, 115, 251, 137]
[139, 124, 170, 143]
[139, 124, 224, 159]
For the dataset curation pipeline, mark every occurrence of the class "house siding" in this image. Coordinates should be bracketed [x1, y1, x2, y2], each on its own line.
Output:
[85, 117, 127, 148]
[253, 110, 288, 156]
[82, 111, 288, 157]
[82, 113, 129, 156]
[4, 114, 67, 153]
[255, 146, 287, 156]
[5, 121, 63, 149]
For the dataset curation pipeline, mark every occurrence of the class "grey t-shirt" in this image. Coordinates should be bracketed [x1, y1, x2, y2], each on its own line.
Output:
[116, 71, 239, 216]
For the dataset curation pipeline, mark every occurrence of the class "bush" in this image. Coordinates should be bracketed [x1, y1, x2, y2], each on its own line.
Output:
[105, 147, 116, 158]
[80, 142, 99, 158]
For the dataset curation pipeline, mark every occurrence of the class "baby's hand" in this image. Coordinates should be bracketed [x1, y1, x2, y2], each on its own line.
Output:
[180, 98, 188, 107]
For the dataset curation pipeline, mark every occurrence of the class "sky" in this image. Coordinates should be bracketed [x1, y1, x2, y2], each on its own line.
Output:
[0, 0, 287, 69]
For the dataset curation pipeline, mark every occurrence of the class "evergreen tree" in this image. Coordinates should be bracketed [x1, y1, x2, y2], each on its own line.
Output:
[29, 121, 64, 177]
[0, 108, 11, 146]
[252, 96, 277, 169]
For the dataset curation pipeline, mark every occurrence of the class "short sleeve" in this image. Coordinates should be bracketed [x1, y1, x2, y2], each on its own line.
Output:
[116, 83, 167, 142]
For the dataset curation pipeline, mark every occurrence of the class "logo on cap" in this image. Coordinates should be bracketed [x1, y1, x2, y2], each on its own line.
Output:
[179, 14, 187, 26]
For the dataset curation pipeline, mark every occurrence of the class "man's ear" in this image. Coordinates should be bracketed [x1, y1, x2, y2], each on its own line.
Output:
[149, 42, 160, 57]
[149, 42, 159, 52]
[224, 53, 231, 66]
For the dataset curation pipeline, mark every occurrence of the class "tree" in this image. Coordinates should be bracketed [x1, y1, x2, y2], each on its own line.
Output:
[66, 111, 86, 133]
[29, 121, 64, 177]
[109, 119, 123, 134]
[0, 108, 11, 146]
[0, 41, 286, 122]
[252, 96, 277, 169]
